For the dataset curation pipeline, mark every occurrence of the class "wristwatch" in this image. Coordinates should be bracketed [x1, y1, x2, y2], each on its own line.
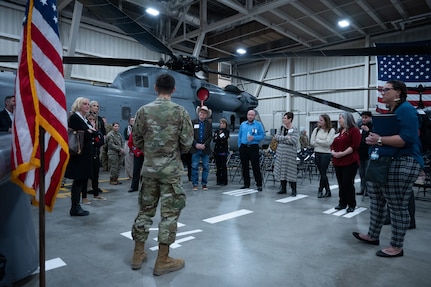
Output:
[377, 136, 382, 146]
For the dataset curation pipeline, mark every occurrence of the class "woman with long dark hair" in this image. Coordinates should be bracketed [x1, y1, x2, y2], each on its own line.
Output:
[353, 80, 423, 257]
[310, 114, 335, 198]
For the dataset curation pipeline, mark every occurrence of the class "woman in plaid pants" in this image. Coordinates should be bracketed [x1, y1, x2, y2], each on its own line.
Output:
[352, 80, 423, 258]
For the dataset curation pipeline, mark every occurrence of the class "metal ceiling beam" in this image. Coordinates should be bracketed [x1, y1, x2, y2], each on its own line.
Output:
[254, 16, 311, 47]
[320, 0, 366, 35]
[271, 9, 329, 44]
[390, 0, 408, 19]
[290, 1, 346, 40]
[357, 0, 387, 30]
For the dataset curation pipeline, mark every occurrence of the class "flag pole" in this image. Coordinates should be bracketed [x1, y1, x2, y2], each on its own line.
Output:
[38, 126, 46, 287]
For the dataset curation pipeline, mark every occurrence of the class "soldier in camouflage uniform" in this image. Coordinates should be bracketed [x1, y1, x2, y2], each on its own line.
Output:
[106, 122, 124, 184]
[130, 74, 193, 275]
[100, 116, 111, 171]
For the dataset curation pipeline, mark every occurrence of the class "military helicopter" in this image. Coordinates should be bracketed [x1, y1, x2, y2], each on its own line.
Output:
[1, 0, 430, 150]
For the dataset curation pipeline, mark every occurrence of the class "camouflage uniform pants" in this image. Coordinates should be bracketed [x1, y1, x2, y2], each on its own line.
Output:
[108, 152, 123, 179]
[101, 145, 109, 171]
[131, 176, 186, 245]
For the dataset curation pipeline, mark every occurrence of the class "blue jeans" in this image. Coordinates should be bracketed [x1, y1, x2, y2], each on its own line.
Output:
[191, 151, 210, 186]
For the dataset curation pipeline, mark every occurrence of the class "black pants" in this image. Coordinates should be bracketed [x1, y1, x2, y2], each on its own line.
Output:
[315, 152, 332, 192]
[71, 178, 88, 208]
[215, 154, 228, 185]
[239, 144, 262, 187]
[91, 150, 101, 196]
[130, 155, 144, 190]
[334, 162, 358, 208]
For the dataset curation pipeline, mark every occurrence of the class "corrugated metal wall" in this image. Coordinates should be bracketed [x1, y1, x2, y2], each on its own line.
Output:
[0, 2, 161, 83]
[235, 25, 431, 134]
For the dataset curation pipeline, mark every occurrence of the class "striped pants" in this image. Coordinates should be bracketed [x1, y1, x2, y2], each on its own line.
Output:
[366, 156, 420, 248]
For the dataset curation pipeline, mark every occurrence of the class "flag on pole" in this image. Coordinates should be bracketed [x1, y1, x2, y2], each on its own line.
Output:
[376, 41, 431, 113]
[11, 0, 69, 212]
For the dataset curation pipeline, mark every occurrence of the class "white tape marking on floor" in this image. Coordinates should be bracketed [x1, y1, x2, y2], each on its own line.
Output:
[275, 194, 308, 203]
[203, 209, 253, 224]
[32, 258, 66, 274]
[343, 207, 367, 218]
[149, 236, 196, 251]
[223, 189, 258, 196]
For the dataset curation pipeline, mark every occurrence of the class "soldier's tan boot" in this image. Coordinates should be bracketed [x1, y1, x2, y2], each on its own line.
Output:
[153, 244, 184, 276]
[109, 177, 117, 185]
[131, 241, 147, 270]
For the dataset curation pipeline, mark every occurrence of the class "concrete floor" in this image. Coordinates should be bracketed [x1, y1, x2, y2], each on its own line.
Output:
[11, 167, 431, 287]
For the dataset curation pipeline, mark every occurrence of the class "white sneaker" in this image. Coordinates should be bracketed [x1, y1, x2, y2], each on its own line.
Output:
[415, 175, 426, 185]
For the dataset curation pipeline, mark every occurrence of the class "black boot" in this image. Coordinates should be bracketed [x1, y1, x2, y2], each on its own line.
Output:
[290, 182, 297, 196]
[317, 180, 324, 198]
[277, 180, 287, 194]
[323, 182, 331, 197]
[70, 204, 89, 216]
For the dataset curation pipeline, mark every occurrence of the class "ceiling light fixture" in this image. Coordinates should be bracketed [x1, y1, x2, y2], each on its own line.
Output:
[236, 48, 247, 55]
[146, 7, 160, 16]
[338, 19, 350, 28]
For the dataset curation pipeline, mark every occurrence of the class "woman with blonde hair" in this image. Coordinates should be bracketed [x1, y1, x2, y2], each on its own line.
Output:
[65, 97, 98, 216]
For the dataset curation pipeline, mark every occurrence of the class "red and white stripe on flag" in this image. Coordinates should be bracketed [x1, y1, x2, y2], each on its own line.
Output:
[376, 41, 431, 113]
[11, 0, 69, 212]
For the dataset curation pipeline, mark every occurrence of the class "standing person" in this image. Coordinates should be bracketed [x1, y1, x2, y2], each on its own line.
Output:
[123, 117, 135, 179]
[88, 100, 106, 197]
[65, 97, 97, 216]
[213, 118, 230, 186]
[357, 111, 373, 196]
[274, 112, 299, 196]
[86, 112, 106, 201]
[130, 74, 193, 275]
[100, 116, 112, 171]
[299, 129, 309, 149]
[0, 95, 15, 133]
[106, 122, 125, 185]
[127, 132, 144, 193]
[353, 80, 423, 257]
[310, 114, 336, 198]
[237, 109, 265, 191]
[190, 105, 213, 191]
[331, 112, 361, 212]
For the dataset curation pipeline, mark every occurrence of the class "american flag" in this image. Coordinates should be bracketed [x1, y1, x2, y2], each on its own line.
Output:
[11, 0, 69, 212]
[376, 41, 431, 113]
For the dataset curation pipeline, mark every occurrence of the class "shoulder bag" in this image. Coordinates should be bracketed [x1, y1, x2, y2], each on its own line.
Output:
[365, 157, 392, 184]
[68, 129, 85, 156]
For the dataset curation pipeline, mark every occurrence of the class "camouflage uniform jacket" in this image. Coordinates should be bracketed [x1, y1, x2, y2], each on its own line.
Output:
[132, 97, 193, 178]
[106, 130, 124, 155]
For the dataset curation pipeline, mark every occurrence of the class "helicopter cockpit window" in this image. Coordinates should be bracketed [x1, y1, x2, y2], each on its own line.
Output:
[135, 75, 149, 88]
[122, 107, 131, 121]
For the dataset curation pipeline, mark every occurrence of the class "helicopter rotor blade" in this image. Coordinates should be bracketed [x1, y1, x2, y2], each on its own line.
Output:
[204, 45, 431, 64]
[78, 0, 174, 57]
[207, 69, 360, 115]
[0, 55, 164, 67]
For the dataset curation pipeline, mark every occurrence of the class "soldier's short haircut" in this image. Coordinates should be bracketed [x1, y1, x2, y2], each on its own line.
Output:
[156, 74, 175, 94]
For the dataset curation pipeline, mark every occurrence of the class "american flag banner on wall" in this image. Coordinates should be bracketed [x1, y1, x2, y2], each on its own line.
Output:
[376, 41, 431, 113]
[11, 0, 69, 212]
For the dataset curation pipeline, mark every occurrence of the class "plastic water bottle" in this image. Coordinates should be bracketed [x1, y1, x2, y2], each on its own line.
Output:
[370, 147, 379, 160]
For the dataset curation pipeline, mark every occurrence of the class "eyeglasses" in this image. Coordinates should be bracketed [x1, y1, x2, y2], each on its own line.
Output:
[378, 88, 394, 93]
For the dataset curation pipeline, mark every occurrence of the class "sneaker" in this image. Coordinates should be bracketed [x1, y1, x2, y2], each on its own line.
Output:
[202, 185, 208, 191]
[93, 195, 106, 200]
[415, 175, 426, 185]
[193, 186, 198, 191]
[82, 198, 91, 205]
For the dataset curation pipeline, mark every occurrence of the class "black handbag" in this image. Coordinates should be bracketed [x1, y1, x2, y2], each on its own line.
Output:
[68, 129, 85, 156]
[365, 157, 392, 184]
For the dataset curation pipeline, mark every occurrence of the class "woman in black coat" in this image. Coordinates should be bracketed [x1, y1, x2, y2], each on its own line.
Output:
[65, 97, 96, 216]
[213, 118, 230, 185]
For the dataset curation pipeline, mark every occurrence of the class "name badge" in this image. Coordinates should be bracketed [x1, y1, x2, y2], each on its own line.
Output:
[220, 133, 225, 138]
[194, 124, 200, 129]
